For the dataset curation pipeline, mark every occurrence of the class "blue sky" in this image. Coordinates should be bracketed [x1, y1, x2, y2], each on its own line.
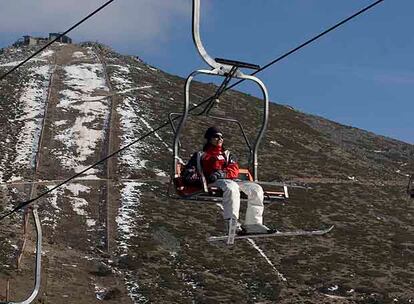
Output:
[0, 0, 413, 143]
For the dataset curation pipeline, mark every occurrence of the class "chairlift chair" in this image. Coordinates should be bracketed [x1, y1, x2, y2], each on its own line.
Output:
[168, 0, 290, 203]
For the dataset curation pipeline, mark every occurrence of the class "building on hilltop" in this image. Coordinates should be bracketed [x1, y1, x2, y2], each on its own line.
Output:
[49, 33, 72, 44]
[24, 35, 49, 46]
[13, 33, 72, 47]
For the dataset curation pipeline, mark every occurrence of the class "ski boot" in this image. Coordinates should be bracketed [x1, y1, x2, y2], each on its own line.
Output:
[242, 223, 276, 235]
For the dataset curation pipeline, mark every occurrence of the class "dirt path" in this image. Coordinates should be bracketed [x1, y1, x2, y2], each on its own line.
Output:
[94, 46, 121, 254]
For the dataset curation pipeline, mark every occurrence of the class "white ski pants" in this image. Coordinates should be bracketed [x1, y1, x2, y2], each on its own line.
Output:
[211, 179, 265, 225]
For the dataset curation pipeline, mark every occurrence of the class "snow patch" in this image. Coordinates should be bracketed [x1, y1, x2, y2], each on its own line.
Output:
[116, 86, 152, 96]
[154, 169, 168, 177]
[270, 140, 283, 147]
[75, 174, 101, 180]
[328, 285, 339, 292]
[63, 64, 108, 94]
[13, 64, 52, 171]
[86, 219, 96, 227]
[72, 51, 86, 59]
[117, 97, 149, 171]
[124, 271, 148, 303]
[50, 183, 97, 228]
[107, 64, 130, 74]
[65, 183, 90, 195]
[53, 60, 109, 175]
[109, 62, 169, 175]
[0, 58, 46, 67]
[94, 284, 107, 301]
[139, 116, 171, 151]
[395, 169, 410, 177]
[39, 50, 54, 58]
[138, 160, 148, 168]
[54, 120, 67, 127]
[8, 175, 23, 182]
[116, 182, 144, 253]
[70, 197, 89, 217]
[111, 75, 133, 88]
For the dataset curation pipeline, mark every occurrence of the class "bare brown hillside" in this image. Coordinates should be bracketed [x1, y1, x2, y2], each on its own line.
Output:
[0, 42, 413, 303]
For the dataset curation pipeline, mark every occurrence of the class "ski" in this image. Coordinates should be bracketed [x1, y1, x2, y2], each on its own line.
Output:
[227, 217, 238, 245]
[208, 225, 334, 242]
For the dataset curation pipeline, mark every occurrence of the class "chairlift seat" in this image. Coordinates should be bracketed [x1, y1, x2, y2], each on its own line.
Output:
[215, 58, 260, 70]
[173, 165, 287, 201]
[238, 168, 288, 199]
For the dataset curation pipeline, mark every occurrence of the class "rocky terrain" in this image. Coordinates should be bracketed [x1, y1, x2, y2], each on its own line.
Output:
[0, 42, 413, 303]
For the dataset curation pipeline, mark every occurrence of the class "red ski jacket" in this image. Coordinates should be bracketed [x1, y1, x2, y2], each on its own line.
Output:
[182, 144, 239, 186]
[201, 144, 239, 179]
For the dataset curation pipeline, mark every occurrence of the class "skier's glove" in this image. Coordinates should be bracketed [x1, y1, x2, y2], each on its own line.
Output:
[209, 170, 226, 183]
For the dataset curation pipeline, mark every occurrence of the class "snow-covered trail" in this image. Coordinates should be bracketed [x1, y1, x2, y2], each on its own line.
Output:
[0, 50, 55, 183]
[105, 61, 171, 177]
[51, 47, 110, 178]
[115, 181, 149, 303]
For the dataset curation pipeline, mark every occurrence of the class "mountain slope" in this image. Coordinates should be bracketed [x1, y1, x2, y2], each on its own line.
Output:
[0, 42, 413, 303]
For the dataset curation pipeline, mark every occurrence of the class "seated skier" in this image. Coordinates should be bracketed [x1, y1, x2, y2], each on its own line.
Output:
[183, 126, 275, 235]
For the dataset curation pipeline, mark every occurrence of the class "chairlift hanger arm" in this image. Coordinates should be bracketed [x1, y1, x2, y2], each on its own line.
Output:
[192, 0, 221, 70]
[192, 0, 260, 76]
